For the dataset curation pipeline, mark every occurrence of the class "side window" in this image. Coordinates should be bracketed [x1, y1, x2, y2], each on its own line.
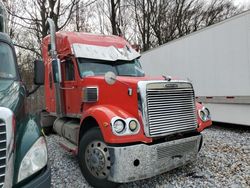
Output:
[62, 59, 75, 81]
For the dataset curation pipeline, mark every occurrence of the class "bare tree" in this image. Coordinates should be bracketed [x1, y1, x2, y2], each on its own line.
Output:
[110, 0, 121, 35]
[131, 0, 154, 51]
[74, 0, 96, 32]
[149, 0, 176, 45]
[6, 0, 79, 56]
[132, 0, 240, 50]
[203, 0, 239, 26]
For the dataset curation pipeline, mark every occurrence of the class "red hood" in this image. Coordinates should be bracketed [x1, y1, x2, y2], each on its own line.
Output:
[80, 76, 144, 122]
[81, 75, 182, 86]
[80, 75, 187, 119]
[116, 76, 165, 85]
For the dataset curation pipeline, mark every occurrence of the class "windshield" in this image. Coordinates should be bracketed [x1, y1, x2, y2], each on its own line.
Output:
[78, 58, 145, 77]
[0, 42, 16, 79]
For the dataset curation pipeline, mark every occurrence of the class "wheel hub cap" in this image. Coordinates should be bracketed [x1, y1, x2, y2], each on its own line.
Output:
[85, 141, 111, 179]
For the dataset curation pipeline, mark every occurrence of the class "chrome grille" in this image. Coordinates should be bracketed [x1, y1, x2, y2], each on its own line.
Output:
[0, 120, 6, 187]
[157, 140, 197, 160]
[146, 82, 197, 137]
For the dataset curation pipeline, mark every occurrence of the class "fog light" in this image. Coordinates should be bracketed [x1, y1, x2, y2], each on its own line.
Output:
[129, 120, 138, 131]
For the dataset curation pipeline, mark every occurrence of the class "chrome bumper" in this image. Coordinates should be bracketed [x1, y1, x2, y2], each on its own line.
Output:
[108, 134, 202, 183]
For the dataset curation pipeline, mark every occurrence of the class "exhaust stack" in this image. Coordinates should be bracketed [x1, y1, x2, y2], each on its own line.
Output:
[46, 18, 64, 117]
[46, 18, 57, 58]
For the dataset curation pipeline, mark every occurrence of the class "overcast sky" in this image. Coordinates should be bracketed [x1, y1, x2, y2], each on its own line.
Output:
[206, 0, 250, 6]
[234, 0, 250, 6]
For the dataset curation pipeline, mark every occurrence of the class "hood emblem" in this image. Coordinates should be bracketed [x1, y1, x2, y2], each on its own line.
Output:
[164, 83, 178, 88]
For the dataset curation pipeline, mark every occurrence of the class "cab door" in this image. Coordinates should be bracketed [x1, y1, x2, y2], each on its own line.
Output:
[61, 59, 80, 116]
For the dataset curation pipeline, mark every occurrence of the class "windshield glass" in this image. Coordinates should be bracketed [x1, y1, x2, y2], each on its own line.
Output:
[78, 58, 145, 77]
[0, 42, 16, 79]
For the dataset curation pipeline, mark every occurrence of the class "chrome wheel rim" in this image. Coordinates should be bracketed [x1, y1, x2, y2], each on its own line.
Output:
[85, 141, 111, 179]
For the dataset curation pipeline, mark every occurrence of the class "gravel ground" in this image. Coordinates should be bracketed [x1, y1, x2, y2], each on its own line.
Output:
[47, 124, 250, 188]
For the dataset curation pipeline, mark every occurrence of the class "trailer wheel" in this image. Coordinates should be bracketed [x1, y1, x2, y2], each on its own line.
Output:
[78, 127, 119, 188]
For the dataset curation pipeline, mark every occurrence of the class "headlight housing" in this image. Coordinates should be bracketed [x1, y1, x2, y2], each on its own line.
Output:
[18, 137, 48, 182]
[129, 120, 138, 132]
[204, 107, 210, 118]
[199, 110, 206, 121]
[111, 117, 140, 136]
[199, 107, 211, 122]
[113, 120, 126, 133]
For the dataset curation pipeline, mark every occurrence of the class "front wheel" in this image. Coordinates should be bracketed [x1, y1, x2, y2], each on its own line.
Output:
[78, 127, 119, 188]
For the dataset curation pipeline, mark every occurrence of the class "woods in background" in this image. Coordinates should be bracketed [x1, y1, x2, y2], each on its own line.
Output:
[1, 0, 246, 84]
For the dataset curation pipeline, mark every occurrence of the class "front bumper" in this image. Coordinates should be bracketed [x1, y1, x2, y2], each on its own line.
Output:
[108, 134, 202, 183]
[20, 165, 51, 188]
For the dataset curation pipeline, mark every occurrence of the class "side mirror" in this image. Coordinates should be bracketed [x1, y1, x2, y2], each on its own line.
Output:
[52, 59, 62, 83]
[104, 71, 116, 85]
[34, 60, 45, 85]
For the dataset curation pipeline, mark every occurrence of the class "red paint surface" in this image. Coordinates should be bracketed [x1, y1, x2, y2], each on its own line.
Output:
[42, 32, 211, 145]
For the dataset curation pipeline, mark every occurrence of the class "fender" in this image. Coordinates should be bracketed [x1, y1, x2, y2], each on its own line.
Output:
[81, 105, 152, 144]
[196, 102, 212, 132]
[13, 114, 44, 184]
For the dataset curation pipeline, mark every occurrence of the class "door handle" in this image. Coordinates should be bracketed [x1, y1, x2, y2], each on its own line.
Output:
[60, 86, 75, 90]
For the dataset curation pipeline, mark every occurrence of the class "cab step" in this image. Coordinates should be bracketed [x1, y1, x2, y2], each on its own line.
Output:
[59, 138, 78, 155]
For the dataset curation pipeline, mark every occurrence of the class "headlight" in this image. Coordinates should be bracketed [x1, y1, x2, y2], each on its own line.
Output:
[199, 110, 206, 121]
[199, 107, 211, 122]
[111, 117, 140, 136]
[129, 120, 138, 132]
[204, 108, 210, 118]
[18, 137, 48, 182]
[113, 120, 126, 133]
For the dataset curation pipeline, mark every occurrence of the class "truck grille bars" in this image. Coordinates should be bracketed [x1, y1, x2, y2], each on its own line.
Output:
[0, 120, 6, 187]
[138, 81, 197, 137]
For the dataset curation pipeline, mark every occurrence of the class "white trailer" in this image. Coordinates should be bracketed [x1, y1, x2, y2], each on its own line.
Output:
[141, 10, 250, 126]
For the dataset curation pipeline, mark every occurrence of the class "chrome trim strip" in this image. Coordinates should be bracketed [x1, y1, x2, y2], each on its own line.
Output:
[0, 107, 14, 188]
[49, 112, 82, 119]
[197, 96, 250, 104]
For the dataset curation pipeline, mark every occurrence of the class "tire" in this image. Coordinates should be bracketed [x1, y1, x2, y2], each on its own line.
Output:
[43, 126, 53, 135]
[78, 127, 119, 188]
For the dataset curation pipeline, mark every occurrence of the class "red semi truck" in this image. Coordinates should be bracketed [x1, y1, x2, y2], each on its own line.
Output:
[34, 19, 212, 187]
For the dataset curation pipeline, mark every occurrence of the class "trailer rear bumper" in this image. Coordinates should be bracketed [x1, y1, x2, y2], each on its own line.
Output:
[108, 134, 202, 183]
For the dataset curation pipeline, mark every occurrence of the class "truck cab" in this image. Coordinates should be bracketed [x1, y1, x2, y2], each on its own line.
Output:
[0, 2, 50, 187]
[36, 19, 211, 188]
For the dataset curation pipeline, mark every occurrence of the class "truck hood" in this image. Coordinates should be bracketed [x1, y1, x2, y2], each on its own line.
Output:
[116, 76, 165, 85]
[82, 75, 180, 88]
[0, 80, 25, 113]
[80, 76, 169, 119]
